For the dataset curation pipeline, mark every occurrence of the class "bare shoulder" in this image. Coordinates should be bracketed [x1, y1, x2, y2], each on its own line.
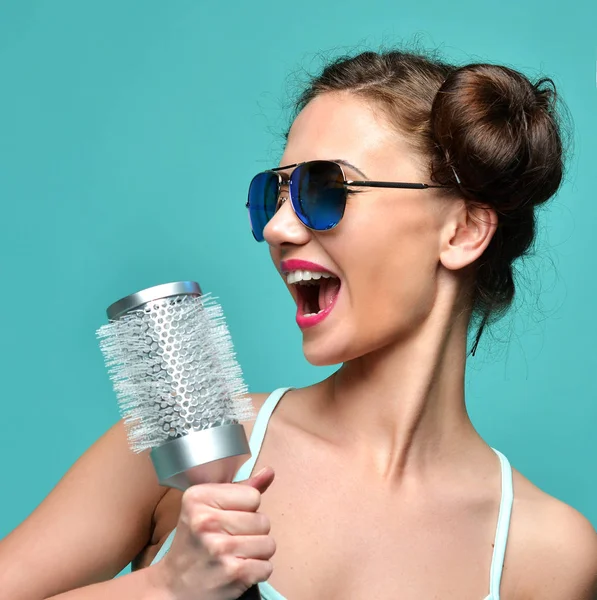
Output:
[240, 387, 306, 439]
[507, 469, 597, 599]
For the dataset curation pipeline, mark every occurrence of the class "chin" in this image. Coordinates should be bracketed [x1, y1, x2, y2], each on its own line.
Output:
[301, 332, 364, 367]
[301, 336, 341, 366]
[301, 321, 411, 367]
[303, 349, 342, 367]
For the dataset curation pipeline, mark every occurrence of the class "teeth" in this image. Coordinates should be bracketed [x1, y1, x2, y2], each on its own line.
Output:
[286, 269, 335, 285]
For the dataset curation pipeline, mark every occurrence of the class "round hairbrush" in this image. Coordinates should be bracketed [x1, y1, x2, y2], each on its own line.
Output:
[97, 281, 261, 599]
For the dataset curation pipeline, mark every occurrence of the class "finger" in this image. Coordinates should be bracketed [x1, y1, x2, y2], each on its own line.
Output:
[195, 509, 271, 536]
[184, 482, 263, 512]
[233, 535, 277, 560]
[204, 533, 276, 561]
[239, 466, 275, 494]
[221, 557, 274, 589]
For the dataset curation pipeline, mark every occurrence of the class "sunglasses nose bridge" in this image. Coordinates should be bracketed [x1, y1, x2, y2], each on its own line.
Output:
[263, 189, 311, 246]
[276, 179, 290, 210]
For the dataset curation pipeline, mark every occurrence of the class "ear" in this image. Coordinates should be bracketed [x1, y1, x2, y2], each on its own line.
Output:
[439, 201, 498, 271]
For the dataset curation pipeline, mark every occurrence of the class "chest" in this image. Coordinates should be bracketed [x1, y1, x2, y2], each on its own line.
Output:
[253, 431, 498, 600]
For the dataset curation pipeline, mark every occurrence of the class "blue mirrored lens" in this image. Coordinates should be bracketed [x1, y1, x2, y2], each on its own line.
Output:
[290, 161, 345, 231]
[247, 172, 279, 242]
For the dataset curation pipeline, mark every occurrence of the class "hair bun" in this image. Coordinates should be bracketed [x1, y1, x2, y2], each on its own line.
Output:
[430, 63, 564, 213]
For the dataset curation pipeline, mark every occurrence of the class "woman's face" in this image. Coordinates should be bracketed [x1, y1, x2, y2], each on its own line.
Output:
[263, 92, 460, 366]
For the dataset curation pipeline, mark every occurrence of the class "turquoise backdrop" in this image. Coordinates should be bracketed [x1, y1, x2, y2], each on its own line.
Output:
[1, 0, 595, 564]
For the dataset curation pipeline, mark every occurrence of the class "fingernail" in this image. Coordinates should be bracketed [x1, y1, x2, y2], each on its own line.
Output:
[254, 467, 268, 477]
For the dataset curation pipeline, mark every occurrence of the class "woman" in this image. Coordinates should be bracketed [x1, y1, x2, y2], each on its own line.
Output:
[1, 49, 596, 600]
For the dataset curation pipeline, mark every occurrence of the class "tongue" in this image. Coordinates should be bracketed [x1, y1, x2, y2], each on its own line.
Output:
[318, 277, 341, 311]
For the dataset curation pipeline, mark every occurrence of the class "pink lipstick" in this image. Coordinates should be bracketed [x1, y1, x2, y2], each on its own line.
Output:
[280, 259, 338, 277]
[280, 259, 341, 329]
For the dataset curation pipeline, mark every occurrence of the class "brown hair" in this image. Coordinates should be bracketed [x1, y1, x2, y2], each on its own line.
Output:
[287, 49, 567, 354]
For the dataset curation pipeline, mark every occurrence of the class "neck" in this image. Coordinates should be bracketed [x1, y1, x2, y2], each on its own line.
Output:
[312, 288, 483, 482]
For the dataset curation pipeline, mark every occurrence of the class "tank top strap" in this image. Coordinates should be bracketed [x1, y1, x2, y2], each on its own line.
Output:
[233, 387, 293, 482]
[488, 448, 514, 599]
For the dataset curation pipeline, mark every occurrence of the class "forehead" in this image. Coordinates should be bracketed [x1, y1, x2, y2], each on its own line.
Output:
[282, 92, 411, 173]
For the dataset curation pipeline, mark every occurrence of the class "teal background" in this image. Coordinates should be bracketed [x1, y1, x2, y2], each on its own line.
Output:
[0, 0, 595, 573]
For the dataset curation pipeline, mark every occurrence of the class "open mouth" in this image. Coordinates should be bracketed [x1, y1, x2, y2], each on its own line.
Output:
[286, 269, 341, 328]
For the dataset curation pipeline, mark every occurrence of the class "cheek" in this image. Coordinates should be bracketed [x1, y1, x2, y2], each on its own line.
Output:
[343, 209, 440, 335]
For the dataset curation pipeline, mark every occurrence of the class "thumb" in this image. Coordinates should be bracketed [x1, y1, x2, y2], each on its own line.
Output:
[237, 466, 275, 494]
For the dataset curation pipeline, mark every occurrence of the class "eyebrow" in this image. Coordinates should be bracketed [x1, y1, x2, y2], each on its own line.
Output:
[332, 159, 369, 180]
[274, 159, 370, 180]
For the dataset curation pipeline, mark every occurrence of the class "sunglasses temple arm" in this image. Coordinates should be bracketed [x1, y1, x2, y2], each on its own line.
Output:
[345, 181, 450, 190]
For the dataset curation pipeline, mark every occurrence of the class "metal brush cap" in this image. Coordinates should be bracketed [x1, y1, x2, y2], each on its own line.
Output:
[106, 281, 202, 320]
[150, 423, 251, 490]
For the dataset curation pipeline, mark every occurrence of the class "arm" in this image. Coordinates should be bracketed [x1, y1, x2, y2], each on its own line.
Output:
[0, 393, 268, 600]
[44, 563, 170, 599]
[0, 420, 168, 600]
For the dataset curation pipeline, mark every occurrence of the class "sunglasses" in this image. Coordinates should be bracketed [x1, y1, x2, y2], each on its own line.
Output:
[246, 160, 451, 242]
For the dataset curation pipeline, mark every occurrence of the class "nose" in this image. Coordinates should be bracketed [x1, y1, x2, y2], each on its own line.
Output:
[263, 190, 312, 248]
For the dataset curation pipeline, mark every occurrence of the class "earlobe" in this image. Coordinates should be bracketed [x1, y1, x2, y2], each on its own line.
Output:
[439, 203, 498, 271]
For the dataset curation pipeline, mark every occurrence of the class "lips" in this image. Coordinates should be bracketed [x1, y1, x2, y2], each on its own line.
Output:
[280, 259, 341, 329]
[280, 259, 338, 278]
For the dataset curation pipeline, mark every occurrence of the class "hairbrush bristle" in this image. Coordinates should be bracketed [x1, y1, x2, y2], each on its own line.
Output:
[97, 293, 255, 452]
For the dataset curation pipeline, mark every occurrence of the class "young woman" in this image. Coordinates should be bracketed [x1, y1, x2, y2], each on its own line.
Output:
[2, 49, 596, 600]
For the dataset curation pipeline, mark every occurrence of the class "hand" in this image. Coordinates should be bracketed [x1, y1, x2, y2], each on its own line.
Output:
[151, 467, 276, 600]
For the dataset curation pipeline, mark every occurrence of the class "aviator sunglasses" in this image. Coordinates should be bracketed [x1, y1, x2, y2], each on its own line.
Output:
[246, 159, 453, 242]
